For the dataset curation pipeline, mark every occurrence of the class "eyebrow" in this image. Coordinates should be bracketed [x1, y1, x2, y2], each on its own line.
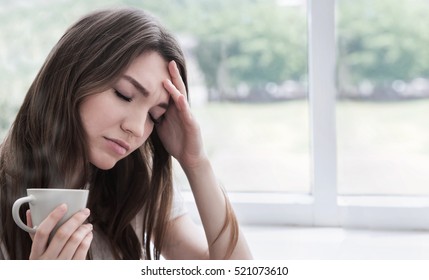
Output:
[122, 75, 169, 109]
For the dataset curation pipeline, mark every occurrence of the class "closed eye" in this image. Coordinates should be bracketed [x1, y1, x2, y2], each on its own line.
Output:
[114, 89, 132, 102]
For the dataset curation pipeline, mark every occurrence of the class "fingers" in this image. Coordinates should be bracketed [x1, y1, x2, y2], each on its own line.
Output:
[164, 79, 188, 112]
[46, 208, 91, 258]
[168, 60, 187, 97]
[163, 60, 192, 118]
[30, 203, 68, 258]
[72, 230, 94, 260]
[59, 223, 93, 260]
[26, 210, 34, 241]
[29, 205, 92, 260]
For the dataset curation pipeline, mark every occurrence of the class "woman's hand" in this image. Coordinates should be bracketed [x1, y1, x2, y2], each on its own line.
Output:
[26, 204, 93, 260]
[156, 61, 207, 169]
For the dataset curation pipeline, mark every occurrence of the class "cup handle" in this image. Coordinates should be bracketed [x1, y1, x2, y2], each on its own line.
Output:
[12, 195, 37, 233]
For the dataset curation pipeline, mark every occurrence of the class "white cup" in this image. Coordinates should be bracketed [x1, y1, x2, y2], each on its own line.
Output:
[12, 188, 89, 234]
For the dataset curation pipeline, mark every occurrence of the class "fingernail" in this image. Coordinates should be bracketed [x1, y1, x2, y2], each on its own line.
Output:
[81, 208, 90, 215]
[58, 203, 67, 212]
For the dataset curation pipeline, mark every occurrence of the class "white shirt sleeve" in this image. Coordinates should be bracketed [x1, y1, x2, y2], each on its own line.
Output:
[170, 185, 188, 220]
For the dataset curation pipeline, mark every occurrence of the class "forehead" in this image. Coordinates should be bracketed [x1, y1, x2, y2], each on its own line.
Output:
[124, 52, 170, 89]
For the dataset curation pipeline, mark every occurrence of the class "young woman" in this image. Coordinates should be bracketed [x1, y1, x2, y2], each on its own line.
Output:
[0, 7, 252, 260]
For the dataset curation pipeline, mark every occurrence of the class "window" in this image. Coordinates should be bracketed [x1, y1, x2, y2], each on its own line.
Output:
[337, 0, 429, 196]
[226, 0, 429, 229]
[163, 0, 311, 194]
[1, 0, 429, 230]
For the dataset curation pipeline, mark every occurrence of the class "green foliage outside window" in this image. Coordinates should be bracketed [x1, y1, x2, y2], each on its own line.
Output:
[1, 0, 429, 107]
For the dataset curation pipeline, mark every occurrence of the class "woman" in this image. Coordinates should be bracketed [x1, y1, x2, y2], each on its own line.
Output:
[0, 7, 252, 260]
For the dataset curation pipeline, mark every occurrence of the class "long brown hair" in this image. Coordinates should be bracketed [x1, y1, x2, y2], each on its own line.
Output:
[0, 7, 238, 260]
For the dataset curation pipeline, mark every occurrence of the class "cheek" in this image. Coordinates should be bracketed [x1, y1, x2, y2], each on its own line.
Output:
[81, 110, 111, 134]
[79, 94, 115, 132]
[132, 122, 154, 150]
[143, 122, 155, 141]
[79, 106, 93, 134]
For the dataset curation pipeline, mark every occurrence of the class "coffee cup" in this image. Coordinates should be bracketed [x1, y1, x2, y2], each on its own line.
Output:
[12, 188, 89, 234]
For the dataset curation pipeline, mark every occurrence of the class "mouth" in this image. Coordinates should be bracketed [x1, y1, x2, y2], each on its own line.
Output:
[104, 137, 131, 155]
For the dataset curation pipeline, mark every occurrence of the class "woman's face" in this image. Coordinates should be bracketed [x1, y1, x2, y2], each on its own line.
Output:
[79, 51, 171, 170]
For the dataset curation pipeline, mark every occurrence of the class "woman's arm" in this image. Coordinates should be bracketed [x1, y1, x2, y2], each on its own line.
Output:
[161, 160, 253, 260]
[161, 214, 209, 260]
[157, 61, 252, 260]
[182, 158, 253, 259]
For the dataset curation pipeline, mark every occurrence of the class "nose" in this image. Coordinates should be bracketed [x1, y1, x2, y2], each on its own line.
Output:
[121, 108, 147, 138]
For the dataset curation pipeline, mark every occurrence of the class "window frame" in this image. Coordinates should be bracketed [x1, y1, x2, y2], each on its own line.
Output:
[184, 0, 429, 231]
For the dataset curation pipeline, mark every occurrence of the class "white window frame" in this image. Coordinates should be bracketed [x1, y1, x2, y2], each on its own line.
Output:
[185, 0, 429, 230]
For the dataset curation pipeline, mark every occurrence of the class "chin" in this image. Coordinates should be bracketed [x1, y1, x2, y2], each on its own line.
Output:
[97, 164, 117, 170]
[91, 159, 118, 170]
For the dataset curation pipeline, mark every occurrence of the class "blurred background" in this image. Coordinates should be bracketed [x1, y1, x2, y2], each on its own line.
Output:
[2, 0, 429, 259]
[2, 0, 429, 197]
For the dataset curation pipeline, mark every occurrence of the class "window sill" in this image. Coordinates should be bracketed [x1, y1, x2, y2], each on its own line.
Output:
[244, 225, 429, 259]
[338, 195, 429, 208]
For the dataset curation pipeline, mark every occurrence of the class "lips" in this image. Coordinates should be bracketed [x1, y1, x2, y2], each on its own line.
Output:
[104, 137, 130, 156]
